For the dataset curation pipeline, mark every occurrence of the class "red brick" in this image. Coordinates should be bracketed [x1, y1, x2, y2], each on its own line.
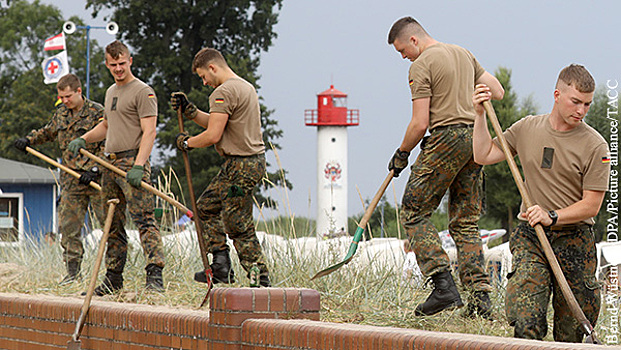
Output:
[227, 311, 277, 326]
[268, 288, 285, 312]
[284, 289, 300, 313]
[254, 288, 270, 312]
[210, 310, 226, 325]
[300, 289, 321, 311]
[219, 325, 242, 342]
[225, 288, 254, 311]
[210, 288, 226, 310]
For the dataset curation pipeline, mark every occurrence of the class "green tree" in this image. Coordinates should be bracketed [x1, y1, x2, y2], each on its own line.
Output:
[585, 87, 616, 241]
[85, 0, 288, 206]
[481, 67, 537, 235]
[0, 0, 109, 165]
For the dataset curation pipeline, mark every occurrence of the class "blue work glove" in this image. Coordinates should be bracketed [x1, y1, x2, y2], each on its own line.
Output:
[67, 137, 86, 156]
[126, 165, 144, 188]
[14, 138, 30, 153]
[388, 148, 410, 178]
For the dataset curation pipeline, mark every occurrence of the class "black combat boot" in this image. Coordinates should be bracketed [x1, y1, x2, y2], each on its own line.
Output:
[145, 264, 164, 292]
[259, 275, 271, 287]
[415, 270, 464, 316]
[90, 270, 123, 296]
[463, 291, 493, 320]
[194, 249, 235, 284]
[59, 261, 81, 286]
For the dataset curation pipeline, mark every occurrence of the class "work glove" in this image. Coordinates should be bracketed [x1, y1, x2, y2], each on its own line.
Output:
[14, 138, 30, 153]
[67, 137, 86, 156]
[170, 92, 198, 120]
[78, 166, 100, 185]
[175, 132, 193, 152]
[388, 148, 410, 178]
[126, 165, 144, 188]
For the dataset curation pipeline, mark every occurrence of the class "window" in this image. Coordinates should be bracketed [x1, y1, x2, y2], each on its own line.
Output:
[333, 97, 347, 107]
[0, 195, 20, 242]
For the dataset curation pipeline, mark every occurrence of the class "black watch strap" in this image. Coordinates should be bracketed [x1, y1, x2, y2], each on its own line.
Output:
[548, 210, 558, 226]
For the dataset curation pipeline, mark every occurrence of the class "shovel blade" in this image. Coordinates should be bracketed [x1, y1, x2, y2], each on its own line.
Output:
[311, 226, 365, 280]
[310, 257, 353, 280]
[584, 332, 601, 344]
[67, 339, 81, 350]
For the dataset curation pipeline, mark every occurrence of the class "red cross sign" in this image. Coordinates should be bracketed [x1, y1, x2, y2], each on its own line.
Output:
[47, 60, 59, 75]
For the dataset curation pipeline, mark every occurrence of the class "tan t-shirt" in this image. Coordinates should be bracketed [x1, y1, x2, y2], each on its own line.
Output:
[104, 79, 158, 153]
[209, 77, 265, 156]
[409, 42, 485, 130]
[498, 114, 610, 225]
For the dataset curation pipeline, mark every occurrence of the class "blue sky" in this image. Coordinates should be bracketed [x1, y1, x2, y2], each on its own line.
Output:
[42, 0, 621, 222]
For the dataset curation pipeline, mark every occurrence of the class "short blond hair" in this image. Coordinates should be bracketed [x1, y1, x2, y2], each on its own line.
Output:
[191, 47, 228, 73]
[56, 73, 81, 91]
[105, 40, 130, 60]
[556, 64, 595, 93]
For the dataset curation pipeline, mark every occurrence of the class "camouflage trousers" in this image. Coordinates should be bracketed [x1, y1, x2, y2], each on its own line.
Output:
[101, 155, 164, 273]
[59, 172, 106, 265]
[400, 125, 491, 292]
[506, 222, 600, 342]
[196, 153, 268, 278]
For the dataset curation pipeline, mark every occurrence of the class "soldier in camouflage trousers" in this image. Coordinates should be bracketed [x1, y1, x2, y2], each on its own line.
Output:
[196, 154, 268, 280]
[100, 155, 164, 279]
[68, 40, 165, 295]
[387, 17, 504, 318]
[14, 73, 106, 285]
[172, 47, 271, 287]
[506, 223, 600, 341]
[473, 65, 609, 342]
[400, 127, 493, 315]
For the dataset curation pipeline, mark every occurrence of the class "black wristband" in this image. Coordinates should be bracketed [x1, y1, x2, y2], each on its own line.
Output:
[548, 210, 558, 226]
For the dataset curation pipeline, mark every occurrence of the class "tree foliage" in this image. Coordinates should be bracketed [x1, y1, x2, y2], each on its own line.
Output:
[585, 87, 616, 241]
[85, 0, 288, 206]
[0, 0, 110, 165]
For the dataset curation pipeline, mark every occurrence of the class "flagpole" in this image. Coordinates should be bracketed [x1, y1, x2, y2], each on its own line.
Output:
[85, 26, 91, 99]
[62, 21, 118, 99]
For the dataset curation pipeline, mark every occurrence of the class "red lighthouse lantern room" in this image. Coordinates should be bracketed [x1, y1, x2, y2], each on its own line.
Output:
[305, 85, 359, 126]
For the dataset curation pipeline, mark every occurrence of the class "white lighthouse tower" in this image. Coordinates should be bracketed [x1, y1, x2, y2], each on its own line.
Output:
[305, 85, 359, 237]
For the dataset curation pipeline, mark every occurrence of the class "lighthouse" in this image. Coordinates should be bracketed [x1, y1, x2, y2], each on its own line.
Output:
[305, 85, 359, 237]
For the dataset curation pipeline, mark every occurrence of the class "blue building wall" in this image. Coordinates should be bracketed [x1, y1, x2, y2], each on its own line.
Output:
[0, 183, 56, 240]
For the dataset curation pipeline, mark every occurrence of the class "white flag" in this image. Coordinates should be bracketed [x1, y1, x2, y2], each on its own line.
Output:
[43, 32, 66, 51]
[41, 51, 70, 84]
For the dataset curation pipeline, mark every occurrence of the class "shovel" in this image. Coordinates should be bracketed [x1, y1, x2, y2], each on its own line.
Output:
[78, 148, 193, 218]
[175, 108, 213, 307]
[311, 170, 394, 280]
[26, 146, 102, 191]
[482, 101, 600, 344]
[67, 198, 120, 350]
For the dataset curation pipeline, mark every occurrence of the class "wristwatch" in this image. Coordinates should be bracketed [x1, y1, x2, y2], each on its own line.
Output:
[183, 140, 190, 150]
[548, 210, 558, 226]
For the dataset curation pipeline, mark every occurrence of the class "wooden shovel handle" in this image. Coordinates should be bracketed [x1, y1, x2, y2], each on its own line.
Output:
[177, 108, 210, 270]
[26, 146, 101, 191]
[78, 148, 193, 218]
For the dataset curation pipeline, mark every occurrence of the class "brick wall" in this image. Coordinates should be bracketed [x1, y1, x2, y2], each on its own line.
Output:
[0, 289, 616, 350]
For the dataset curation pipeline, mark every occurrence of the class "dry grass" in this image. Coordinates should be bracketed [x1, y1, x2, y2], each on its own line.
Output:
[0, 163, 617, 344]
[0, 228, 515, 340]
